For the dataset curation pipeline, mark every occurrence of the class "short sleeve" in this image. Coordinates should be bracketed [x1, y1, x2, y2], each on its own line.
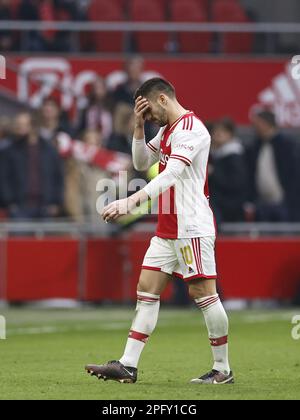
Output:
[170, 130, 210, 166]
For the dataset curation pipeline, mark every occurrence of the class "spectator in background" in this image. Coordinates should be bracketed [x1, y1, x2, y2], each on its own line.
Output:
[0, 0, 14, 51]
[2, 112, 64, 219]
[0, 116, 12, 211]
[112, 57, 157, 140]
[247, 110, 300, 222]
[54, 0, 89, 20]
[38, 97, 71, 144]
[18, 0, 45, 51]
[64, 129, 110, 224]
[52, 0, 88, 51]
[106, 103, 148, 183]
[76, 77, 113, 141]
[209, 118, 247, 223]
[113, 57, 145, 107]
[106, 103, 135, 155]
[18, 0, 75, 51]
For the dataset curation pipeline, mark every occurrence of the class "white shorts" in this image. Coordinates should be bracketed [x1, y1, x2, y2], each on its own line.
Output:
[142, 236, 217, 282]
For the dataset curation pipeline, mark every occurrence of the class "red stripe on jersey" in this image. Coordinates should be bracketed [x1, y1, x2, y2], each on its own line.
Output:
[190, 116, 194, 130]
[169, 155, 191, 166]
[156, 111, 194, 240]
[170, 154, 192, 165]
[169, 112, 190, 131]
[184, 117, 189, 130]
[147, 142, 157, 152]
[193, 238, 201, 275]
[175, 112, 194, 131]
[129, 330, 149, 343]
[168, 111, 194, 134]
[192, 238, 201, 275]
[209, 336, 228, 347]
[186, 116, 190, 130]
[156, 186, 178, 239]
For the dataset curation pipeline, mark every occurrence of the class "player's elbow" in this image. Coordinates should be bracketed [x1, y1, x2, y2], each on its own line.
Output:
[133, 159, 149, 172]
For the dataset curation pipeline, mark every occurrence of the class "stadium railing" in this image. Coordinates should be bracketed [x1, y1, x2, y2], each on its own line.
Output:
[0, 21, 299, 53]
[1, 21, 300, 33]
[1, 221, 300, 237]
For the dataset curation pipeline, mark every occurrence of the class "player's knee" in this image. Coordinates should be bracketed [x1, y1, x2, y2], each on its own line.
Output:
[137, 277, 157, 295]
[188, 279, 216, 299]
[188, 284, 203, 299]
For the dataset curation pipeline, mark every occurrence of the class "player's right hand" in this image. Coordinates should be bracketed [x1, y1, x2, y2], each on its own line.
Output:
[134, 96, 150, 126]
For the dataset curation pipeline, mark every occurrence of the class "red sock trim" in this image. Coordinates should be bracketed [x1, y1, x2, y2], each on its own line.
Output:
[129, 330, 149, 343]
[137, 294, 160, 303]
[210, 336, 228, 347]
[197, 296, 219, 309]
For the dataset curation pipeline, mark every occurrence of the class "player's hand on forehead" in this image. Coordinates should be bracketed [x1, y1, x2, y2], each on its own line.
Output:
[135, 96, 149, 106]
[134, 96, 150, 116]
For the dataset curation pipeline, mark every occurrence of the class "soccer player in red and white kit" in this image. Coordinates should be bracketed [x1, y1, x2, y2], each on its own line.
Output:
[86, 78, 233, 385]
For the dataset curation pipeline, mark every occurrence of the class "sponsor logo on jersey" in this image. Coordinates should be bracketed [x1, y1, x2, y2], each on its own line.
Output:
[160, 151, 170, 166]
[174, 143, 194, 152]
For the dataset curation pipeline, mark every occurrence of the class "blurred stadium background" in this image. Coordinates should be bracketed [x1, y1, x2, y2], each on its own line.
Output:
[0, 0, 300, 310]
[1, 0, 300, 402]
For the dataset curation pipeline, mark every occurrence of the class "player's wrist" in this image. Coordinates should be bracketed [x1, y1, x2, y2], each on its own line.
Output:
[134, 118, 144, 129]
[128, 190, 148, 210]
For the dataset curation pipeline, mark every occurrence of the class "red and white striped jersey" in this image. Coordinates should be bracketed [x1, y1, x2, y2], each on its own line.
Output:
[146, 111, 216, 239]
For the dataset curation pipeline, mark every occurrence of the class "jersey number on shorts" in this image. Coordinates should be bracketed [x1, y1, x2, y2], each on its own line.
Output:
[180, 246, 193, 266]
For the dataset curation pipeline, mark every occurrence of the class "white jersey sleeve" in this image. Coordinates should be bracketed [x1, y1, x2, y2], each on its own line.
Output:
[143, 158, 186, 199]
[132, 128, 164, 171]
[170, 129, 210, 166]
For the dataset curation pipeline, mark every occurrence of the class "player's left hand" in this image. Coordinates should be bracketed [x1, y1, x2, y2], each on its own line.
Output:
[102, 198, 134, 222]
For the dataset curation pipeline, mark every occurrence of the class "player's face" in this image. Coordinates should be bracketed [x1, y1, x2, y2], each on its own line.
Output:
[143, 96, 168, 127]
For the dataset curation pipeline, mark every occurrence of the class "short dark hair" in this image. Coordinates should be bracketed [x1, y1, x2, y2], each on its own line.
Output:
[134, 77, 176, 100]
[255, 110, 277, 128]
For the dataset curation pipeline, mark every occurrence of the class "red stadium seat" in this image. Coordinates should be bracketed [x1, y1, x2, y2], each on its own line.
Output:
[11, 0, 21, 18]
[130, 0, 169, 53]
[170, 0, 211, 53]
[87, 0, 125, 52]
[212, 0, 253, 53]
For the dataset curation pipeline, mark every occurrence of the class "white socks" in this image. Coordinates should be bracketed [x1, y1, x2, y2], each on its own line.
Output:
[195, 294, 230, 375]
[119, 290, 230, 374]
[119, 291, 160, 368]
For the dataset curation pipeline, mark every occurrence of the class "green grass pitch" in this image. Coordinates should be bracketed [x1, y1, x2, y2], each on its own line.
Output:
[1, 307, 300, 400]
